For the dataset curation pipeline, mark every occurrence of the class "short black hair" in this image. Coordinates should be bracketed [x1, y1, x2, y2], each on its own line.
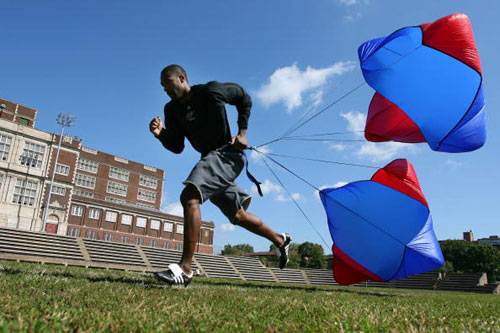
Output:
[161, 64, 188, 81]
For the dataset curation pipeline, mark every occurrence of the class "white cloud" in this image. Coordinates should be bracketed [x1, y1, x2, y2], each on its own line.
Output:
[220, 223, 236, 232]
[328, 143, 347, 151]
[340, 111, 366, 134]
[250, 145, 271, 163]
[251, 179, 303, 203]
[314, 182, 348, 201]
[276, 192, 303, 202]
[338, 0, 358, 6]
[356, 141, 415, 162]
[256, 62, 355, 112]
[163, 202, 184, 217]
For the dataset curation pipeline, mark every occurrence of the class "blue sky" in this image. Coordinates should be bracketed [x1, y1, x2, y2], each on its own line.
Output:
[2, 1, 499, 253]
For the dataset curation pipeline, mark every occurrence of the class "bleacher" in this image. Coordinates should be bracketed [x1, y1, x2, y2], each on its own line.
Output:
[0, 227, 498, 294]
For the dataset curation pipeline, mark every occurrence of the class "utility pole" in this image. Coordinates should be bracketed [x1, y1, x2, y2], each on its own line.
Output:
[41, 113, 75, 232]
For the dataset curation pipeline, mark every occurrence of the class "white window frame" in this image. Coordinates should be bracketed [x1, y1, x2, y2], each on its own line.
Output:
[137, 188, 156, 203]
[106, 180, 128, 197]
[105, 211, 118, 223]
[77, 158, 98, 173]
[121, 214, 132, 225]
[75, 173, 96, 190]
[176, 224, 184, 234]
[55, 163, 70, 176]
[74, 188, 94, 198]
[88, 208, 100, 220]
[139, 174, 159, 189]
[0, 133, 13, 161]
[71, 205, 83, 216]
[163, 222, 173, 232]
[104, 233, 112, 241]
[19, 141, 45, 168]
[150, 219, 161, 230]
[109, 166, 129, 182]
[136, 216, 147, 228]
[12, 178, 38, 206]
[50, 184, 66, 196]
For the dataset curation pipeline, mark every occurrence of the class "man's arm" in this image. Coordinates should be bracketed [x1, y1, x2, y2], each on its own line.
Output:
[149, 105, 185, 154]
[207, 81, 252, 148]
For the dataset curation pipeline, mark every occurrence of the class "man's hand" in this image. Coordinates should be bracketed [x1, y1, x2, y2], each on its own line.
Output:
[231, 133, 248, 150]
[149, 117, 163, 137]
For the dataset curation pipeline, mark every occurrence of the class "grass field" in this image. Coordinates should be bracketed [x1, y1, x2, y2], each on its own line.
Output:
[0, 261, 498, 332]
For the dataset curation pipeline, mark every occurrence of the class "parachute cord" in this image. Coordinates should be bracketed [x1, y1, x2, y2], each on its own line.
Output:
[282, 130, 365, 139]
[254, 148, 331, 250]
[256, 81, 366, 149]
[279, 138, 366, 143]
[264, 152, 380, 169]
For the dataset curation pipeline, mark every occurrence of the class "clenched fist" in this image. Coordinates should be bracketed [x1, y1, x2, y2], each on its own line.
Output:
[149, 117, 163, 137]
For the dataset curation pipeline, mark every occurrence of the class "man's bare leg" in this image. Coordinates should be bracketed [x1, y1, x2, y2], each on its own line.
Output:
[234, 208, 285, 247]
[179, 185, 202, 275]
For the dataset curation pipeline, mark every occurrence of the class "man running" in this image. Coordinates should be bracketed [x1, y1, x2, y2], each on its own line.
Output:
[150, 64, 291, 286]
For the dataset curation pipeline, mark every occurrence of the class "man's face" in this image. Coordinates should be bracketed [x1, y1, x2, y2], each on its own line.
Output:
[161, 73, 185, 100]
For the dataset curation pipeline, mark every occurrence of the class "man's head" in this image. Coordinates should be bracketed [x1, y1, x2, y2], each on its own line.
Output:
[161, 64, 190, 101]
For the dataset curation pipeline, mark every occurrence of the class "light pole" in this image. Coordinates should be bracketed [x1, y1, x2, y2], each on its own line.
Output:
[41, 113, 75, 232]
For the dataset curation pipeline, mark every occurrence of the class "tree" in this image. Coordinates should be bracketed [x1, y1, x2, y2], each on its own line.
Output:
[221, 243, 254, 256]
[298, 242, 325, 269]
[440, 240, 500, 282]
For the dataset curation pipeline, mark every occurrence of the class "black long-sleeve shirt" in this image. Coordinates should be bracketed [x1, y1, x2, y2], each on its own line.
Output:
[156, 81, 252, 157]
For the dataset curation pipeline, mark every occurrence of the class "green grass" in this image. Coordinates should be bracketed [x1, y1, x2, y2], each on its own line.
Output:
[0, 261, 498, 332]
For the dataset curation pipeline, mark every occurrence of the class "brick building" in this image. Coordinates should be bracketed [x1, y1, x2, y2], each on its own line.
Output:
[0, 97, 214, 254]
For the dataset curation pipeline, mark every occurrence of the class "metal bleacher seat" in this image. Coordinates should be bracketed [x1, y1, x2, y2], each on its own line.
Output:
[82, 238, 145, 268]
[194, 253, 241, 279]
[0, 227, 84, 263]
[140, 246, 199, 273]
[270, 267, 308, 285]
[226, 256, 276, 282]
[304, 268, 337, 286]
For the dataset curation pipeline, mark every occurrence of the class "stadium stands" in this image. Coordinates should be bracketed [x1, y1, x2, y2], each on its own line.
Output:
[0, 227, 497, 294]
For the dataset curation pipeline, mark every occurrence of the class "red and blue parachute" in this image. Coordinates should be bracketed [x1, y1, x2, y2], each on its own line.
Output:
[359, 13, 485, 152]
[319, 159, 444, 285]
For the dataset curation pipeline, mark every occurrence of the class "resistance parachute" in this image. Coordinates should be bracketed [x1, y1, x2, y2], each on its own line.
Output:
[319, 159, 444, 285]
[359, 13, 485, 152]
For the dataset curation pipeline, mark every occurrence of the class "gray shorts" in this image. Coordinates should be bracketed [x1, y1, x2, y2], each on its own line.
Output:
[183, 145, 251, 223]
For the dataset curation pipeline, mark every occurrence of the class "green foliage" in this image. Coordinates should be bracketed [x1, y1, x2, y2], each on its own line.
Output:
[298, 242, 325, 269]
[0, 261, 499, 332]
[221, 243, 254, 256]
[440, 240, 500, 282]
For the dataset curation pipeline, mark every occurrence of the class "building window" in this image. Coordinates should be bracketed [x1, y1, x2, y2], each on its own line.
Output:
[176, 224, 184, 234]
[105, 211, 118, 223]
[106, 181, 128, 197]
[136, 217, 147, 228]
[55, 163, 70, 176]
[104, 233, 112, 241]
[105, 196, 125, 204]
[150, 219, 160, 230]
[85, 229, 97, 240]
[0, 133, 13, 161]
[18, 117, 30, 126]
[77, 158, 98, 173]
[163, 241, 171, 249]
[75, 173, 96, 189]
[109, 166, 129, 182]
[136, 238, 144, 245]
[12, 178, 38, 206]
[71, 205, 83, 216]
[150, 239, 157, 248]
[74, 188, 94, 198]
[19, 141, 45, 168]
[163, 222, 173, 232]
[175, 243, 183, 251]
[50, 184, 66, 196]
[0, 173, 4, 190]
[121, 214, 132, 225]
[136, 202, 155, 209]
[139, 174, 158, 189]
[122, 236, 129, 244]
[88, 208, 100, 220]
[68, 227, 80, 237]
[137, 188, 156, 203]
